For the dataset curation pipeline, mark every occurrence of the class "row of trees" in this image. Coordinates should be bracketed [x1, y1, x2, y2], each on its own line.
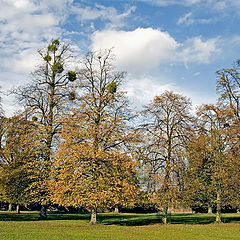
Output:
[0, 40, 239, 224]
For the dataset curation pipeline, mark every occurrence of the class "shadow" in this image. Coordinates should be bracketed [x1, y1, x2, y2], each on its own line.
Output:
[1, 211, 240, 226]
[0, 211, 90, 222]
[221, 216, 240, 223]
[100, 214, 163, 226]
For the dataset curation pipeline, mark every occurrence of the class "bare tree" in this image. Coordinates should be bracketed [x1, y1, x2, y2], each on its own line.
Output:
[140, 91, 193, 224]
[11, 39, 76, 219]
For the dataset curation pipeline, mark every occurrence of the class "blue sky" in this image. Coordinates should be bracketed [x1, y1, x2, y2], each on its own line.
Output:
[1, 0, 240, 115]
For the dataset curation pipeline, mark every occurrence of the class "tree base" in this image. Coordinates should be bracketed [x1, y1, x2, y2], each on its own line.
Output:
[89, 209, 97, 225]
[38, 206, 47, 220]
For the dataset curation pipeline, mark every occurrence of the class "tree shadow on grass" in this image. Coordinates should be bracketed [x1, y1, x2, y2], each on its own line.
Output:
[1, 211, 240, 226]
[100, 214, 163, 226]
[0, 212, 90, 222]
[101, 213, 240, 226]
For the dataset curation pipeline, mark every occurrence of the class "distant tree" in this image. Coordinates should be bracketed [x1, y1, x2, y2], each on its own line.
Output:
[139, 91, 193, 224]
[12, 39, 76, 219]
[187, 104, 240, 223]
[0, 113, 41, 213]
[216, 63, 240, 121]
[51, 50, 138, 224]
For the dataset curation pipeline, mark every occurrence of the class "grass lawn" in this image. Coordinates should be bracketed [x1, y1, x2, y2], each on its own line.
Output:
[0, 211, 240, 240]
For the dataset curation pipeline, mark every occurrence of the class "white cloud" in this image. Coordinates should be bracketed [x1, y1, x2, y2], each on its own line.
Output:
[177, 12, 212, 25]
[177, 12, 194, 25]
[125, 75, 175, 107]
[135, 0, 201, 6]
[91, 28, 179, 73]
[90, 27, 221, 111]
[194, 72, 200, 76]
[179, 36, 221, 64]
[0, 0, 72, 74]
[3, 49, 40, 75]
[72, 4, 136, 29]
[125, 74, 217, 111]
[0, 0, 74, 116]
[91, 28, 221, 73]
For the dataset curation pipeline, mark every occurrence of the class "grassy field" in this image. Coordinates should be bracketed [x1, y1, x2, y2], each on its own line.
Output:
[0, 211, 240, 240]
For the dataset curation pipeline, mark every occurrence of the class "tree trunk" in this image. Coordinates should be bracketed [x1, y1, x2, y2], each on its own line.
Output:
[8, 203, 12, 211]
[216, 192, 221, 223]
[90, 209, 97, 225]
[162, 207, 168, 224]
[208, 207, 213, 214]
[16, 204, 20, 214]
[114, 206, 119, 214]
[38, 205, 47, 220]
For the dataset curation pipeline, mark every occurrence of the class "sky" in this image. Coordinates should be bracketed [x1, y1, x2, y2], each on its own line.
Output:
[1, 0, 240, 116]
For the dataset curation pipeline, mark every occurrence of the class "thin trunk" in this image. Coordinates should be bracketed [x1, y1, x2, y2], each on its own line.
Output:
[90, 208, 97, 225]
[8, 203, 12, 211]
[162, 207, 168, 224]
[38, 205, 47, 220]
[216, 191, 221, 223]
[16, 204, 20, 214]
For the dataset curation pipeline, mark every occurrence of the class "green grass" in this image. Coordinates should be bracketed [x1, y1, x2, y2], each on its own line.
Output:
[0, 211, 240, 239]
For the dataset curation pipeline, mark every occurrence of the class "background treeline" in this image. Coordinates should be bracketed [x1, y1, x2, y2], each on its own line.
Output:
[0, 40, 239, 224]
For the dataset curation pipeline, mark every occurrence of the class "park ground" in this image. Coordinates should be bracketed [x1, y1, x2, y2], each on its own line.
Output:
[0, 211, 240, 240]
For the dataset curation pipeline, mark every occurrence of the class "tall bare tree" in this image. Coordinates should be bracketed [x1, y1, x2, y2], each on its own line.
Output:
[12, 39, 76, 219]
[140, 91, 193, 224]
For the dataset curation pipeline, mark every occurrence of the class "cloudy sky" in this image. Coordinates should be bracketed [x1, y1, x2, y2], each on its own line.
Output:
[1, 0, 240, 115]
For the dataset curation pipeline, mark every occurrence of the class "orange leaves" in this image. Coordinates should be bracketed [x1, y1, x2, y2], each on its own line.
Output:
[50, 50, 137, 215]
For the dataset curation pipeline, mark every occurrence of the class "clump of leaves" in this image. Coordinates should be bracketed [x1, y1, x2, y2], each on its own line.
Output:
[52, 39, 60, 46]
[106, 81, 117, 93]
[44, 55, 52, 62]
[48, 44, 57, 52]
[32, 116, 38, 122]
[48, 39, 60, 52]
[52, 62, 64, 74]
[69, 92, 76, 101]
[68, 71, 77, 82]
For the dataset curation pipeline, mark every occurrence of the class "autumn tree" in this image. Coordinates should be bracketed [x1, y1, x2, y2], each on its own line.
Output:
[0, 114, 6, 205]
[187, 104, 240, 223]
[0, 113, 42, 213]
[51, 50, 138, 224]
[12, 39, 76, 219]
[139, 91, 193, 224]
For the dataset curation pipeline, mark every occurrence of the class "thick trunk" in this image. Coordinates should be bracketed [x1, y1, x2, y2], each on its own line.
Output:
[16, 204, 20, 214]
[8, 203, 12, 211]
[38, 205, 47, 220]
[90, 209, 97, 225]
[162, 207, 168, 224]
[216, 192, 221, 223]
[114, 206, 119, 214]
[208, 207, 213, 214]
